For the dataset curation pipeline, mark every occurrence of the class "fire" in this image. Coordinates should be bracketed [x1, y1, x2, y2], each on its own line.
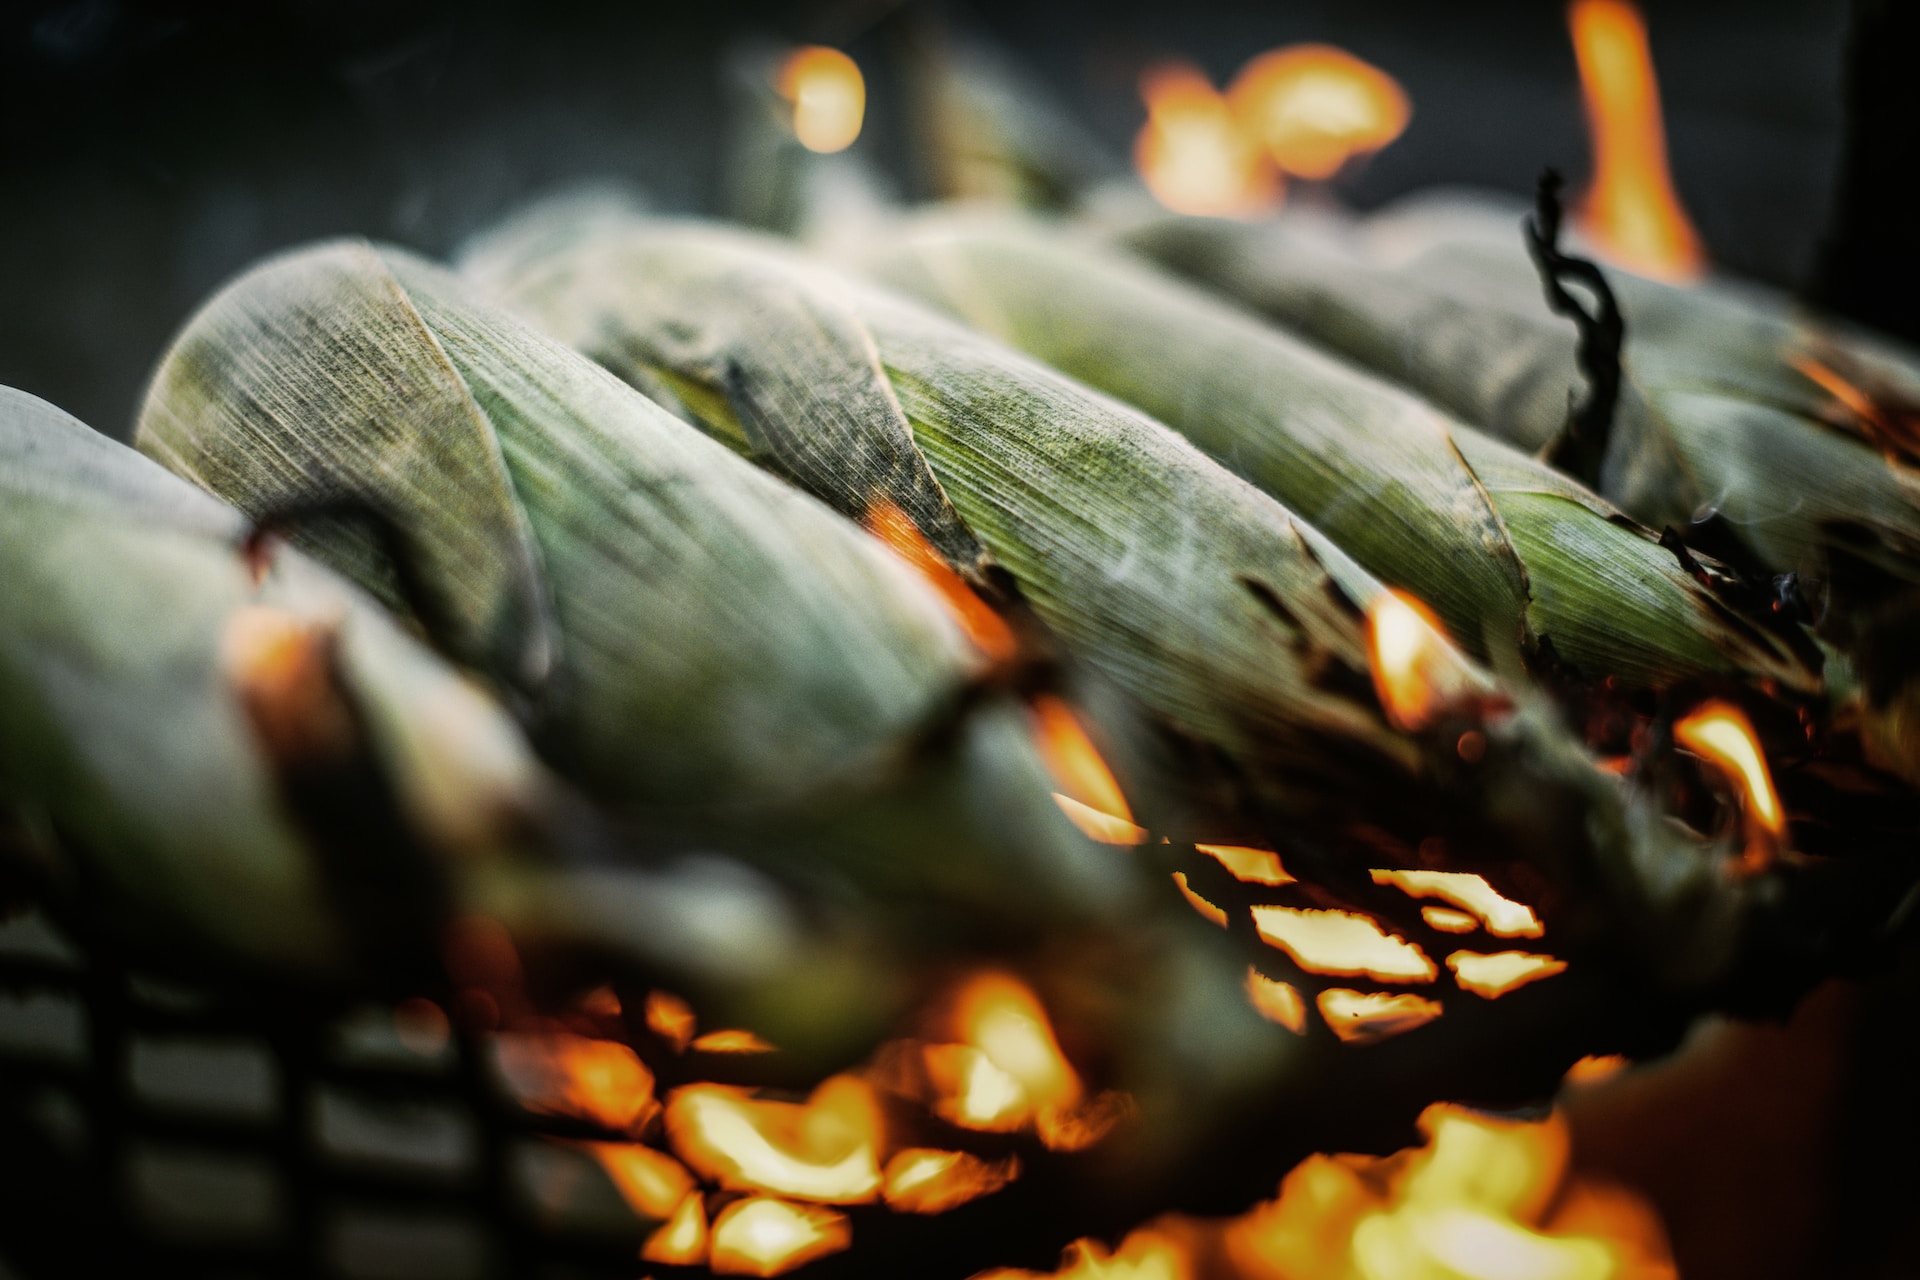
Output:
[581, 1142, 695, 1219]
[1316, 988, 1444, 1043]
[491, 1032, 656, 1133]
[1789, 352, 1920, 464]
[1135, 61, 1281, 218]
[1365, 589, 1489, 731]
[976, 1229, 1193, 1280]
[1568, 0, 1705, 282]
[865, 498, 1018, 662]
[646, 989, 697, 1052]
[1227, 45, 1410, 180]
[220, 605, 354, 764]
[1565, 1053, 1631, 1086]
[1421, 906, 1481, 934]
[1250, 906, 1438, 982]
[1196, 843, 1294, 886]
[1226, 1104, 1675, 1280]
[693, 1029, 779, 1054]
[1244, 968, 1309, 1035]
[776, 46, 865, 154]
[1448, 950, 1569, 998]
[1172, 872, 1229, 927]
[663, 1075, 884, 1204]
[708, 1197, 851, 1276]
[1371, 869, 1545, 939]
[642, 1192, 709, 1266]
[1028, 694, 1147, 844]
[1673, 700, 1785, 870]
[882, 1148, 1020, 1214]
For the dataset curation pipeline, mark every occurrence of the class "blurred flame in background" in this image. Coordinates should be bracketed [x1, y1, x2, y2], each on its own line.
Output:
[664, 1075, 885, 1203]
[1028, 694, 1148, 844]
[778, 46, 865, 153]
[709, 1197, 852, 1276]
[1568, 0, 1705, 281]
[1228, 45, 1411, 180]
[1135, 61, 1281, 217]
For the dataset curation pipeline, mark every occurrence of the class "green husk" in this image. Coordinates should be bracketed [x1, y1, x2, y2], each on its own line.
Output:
[134, 238, 1139, 934]
[863, 211, 1822, 698]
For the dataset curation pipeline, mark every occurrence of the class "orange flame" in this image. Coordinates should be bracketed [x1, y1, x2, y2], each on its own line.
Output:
[1196, 843, 1294, 886]
[1371, 869, 1545, 939]
[1227, 45, 1410, 180]
[1790, 352, 1920, 466]
[1447, 950, 1569, 999]
[1365, 589, 1490, 731]
[709, 1197, 852, 1276]
[1029, 694, 1147, 845]
[693, 1029, 779, 1055]
[777, 46, 865, 154]
[1226, 1103, 1676, 1280]
[1172, 872, 1229, 927]
[1250, 906, 1438, 983]
[1569, 0, 1705, 282]
[882, 1148, 1020, 1214]
[642, 1192, 710, 1266]
[1135, 61, 1282, 218]
[1316, 988, 1444, 1043]
[491, 1032, 656, 1133]
[1244, 969, 1309, 1035]
[664, 1075, 884, 1204]
[1421, 905, 1480, 934]
[1673, 700, 1785, 871]
[977, 1229, 1193, 1280]
[582, 1142, 695, 1219]
[865, 497, 1017, 663]
[1565, 1053, 1631, 1086]
[646, 989, 697, 1052]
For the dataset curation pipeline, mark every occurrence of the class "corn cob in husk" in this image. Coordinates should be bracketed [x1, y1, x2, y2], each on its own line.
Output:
[135, 240, 1156, 940]
[861, 211, 1821, 701]
[0, 386, 906, 1050]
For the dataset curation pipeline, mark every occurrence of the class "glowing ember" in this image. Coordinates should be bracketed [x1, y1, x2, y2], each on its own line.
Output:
[1227, 1103, 1676, 1280]
[1250, 906, 1438, 982]
[1244, 968, 1309, 1034]
[1421, 905, 1481, 934]
[693, 1029, 779, 1055]
[976, 1230, 1193, 1280]
[646, 989, 697, 1052]
[1316, 988, 1444, 1043]
[1365, 589, 1487, 731]
[221, 605, 353, 762]
[882, 1148, 1020, 1214]
[1135, 61, 1281, 218]
[1029, 695, 1146, 844]
[1227, 44, 1410, 180]
[776, 46, 865, 155]
[1372, 869, 1545, 939]
[1172, 872, 1229, 928]
[709, 1197, 851, 1276]
[1565, 1054, 1631, 1086]
[865, 497, 1017, 662]
[642, 1192, 709, 1266]
[1195, 843, 1294, 886]
[1569, 0, 1705, 282]
[581, 1142, 695, 1219]
[1673, 700, 1785, 870]
[1448, 950, 1569, 998]
[492, 1032, 655, 1133]
[664, 1075, 883, 1204]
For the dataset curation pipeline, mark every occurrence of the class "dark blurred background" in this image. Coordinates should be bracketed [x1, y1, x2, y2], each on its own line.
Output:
[0, 0, 1866, 441]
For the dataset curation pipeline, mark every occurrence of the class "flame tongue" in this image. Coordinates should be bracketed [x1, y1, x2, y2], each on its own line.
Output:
[1135, 61, 1281, 218]
[1228, 44, 1410, 179]
[1673, 700, 1785, 870]
[664, 1075, 884, 1204]
[1365, 590, 1495, 732]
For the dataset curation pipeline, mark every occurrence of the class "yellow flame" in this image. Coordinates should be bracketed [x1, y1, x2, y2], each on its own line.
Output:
[1228, 44, 1410, 179]
[1316, 988, 1445, 1043]
[1366, 589, 1485, 731]
[645, 989, 697, 1052]
[663, 1076, 883, 1204]
[1372, 869, 1545, 939]
[1673, 700, 1785, 870]
[1135, 61, 1282, 218]
[708, 1197, 851, 1276]
[1244, 969, 1309, 1035]
[692, 1029, 779, 1055]
[1564, 1054, 1631, 1086]
[1196, 843, 1294, 886]
[582, 1142, 695, 1219]
[1421, 905, 1481, 934]
[642, 1192, 709, 1266]
[1569, 0, 1705, 281]
[777, 46, 865, 154]
[1030, 695, 1146, 844]
[491, 1032, 656, 1133]
[1448, 950, 1569, 998]
[976, 1230, 1194, 1280]
[1172, 872, 1229, 927]
[1251, 907, 1438, 982]
[882, 1148, 1020, 1214]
